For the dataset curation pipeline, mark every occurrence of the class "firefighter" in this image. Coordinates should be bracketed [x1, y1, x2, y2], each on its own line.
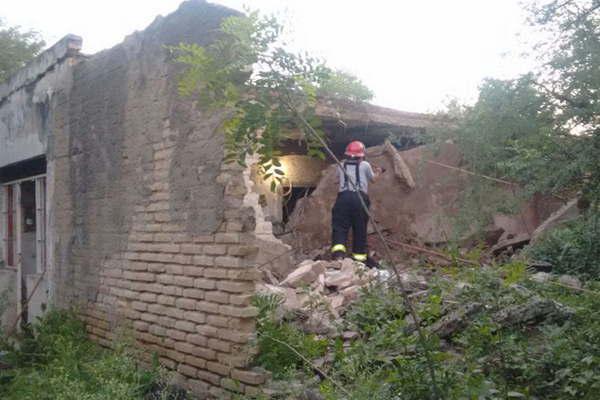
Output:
[330, 141, 381, 266]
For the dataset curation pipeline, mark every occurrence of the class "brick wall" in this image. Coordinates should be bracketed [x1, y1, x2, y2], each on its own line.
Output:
[48, 2, 266, 397]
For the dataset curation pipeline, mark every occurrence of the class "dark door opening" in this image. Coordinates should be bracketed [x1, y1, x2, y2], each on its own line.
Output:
[283, 186, 316, 225]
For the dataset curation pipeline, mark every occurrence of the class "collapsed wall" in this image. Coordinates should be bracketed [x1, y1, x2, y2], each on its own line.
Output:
[287, 141, 564, 257]
[44, 1, 264, 397]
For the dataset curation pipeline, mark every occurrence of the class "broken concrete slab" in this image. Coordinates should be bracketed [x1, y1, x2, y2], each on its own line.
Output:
[490, 232, 531, 255]
[557, 274, 582, 290]
[428, 303, 483, 339]
[383, 140, 415, 189]
[398, 272, 428, 292]
[530, 272, 552, 284]
[492, 297, 574, 327]
[531, 198, 580, 244]
[324, 270, 356, 290]
[286, 142, 562, 256]
[281, 261, 327, 288]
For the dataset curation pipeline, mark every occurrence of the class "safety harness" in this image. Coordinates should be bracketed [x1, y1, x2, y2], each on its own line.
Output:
[341, 159, 361, 192]
[332, 159, 368, 262]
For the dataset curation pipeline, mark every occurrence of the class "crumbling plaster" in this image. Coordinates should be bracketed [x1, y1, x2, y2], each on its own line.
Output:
[0, 35, 82, 168]
[1, 1, 268, 397]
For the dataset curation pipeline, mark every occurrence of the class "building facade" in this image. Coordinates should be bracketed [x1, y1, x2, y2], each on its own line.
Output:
[0, 2, 266, 397]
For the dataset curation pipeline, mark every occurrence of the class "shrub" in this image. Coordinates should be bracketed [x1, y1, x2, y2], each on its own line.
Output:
[254, 268, 600, 400]
[0, 309, 173, 400]
[527, 213, 600, 280]
[252, 293, 328, 379]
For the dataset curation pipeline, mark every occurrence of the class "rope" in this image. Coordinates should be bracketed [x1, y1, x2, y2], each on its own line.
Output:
[283, 94, 441, 398]
[384, 238, 479, 266]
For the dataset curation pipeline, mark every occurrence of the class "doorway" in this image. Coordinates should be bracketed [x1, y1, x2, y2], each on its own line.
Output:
[1, 176, 47, 325]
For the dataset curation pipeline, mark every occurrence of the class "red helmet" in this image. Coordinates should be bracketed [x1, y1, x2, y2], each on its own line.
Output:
[345, 141, 366, 157]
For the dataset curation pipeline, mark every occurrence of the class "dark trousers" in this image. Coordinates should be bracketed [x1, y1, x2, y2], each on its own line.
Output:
[331, 191, 370, 255]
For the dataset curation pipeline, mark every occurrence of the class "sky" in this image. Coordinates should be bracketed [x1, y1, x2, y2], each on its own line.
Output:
[2, 0, 537, 113]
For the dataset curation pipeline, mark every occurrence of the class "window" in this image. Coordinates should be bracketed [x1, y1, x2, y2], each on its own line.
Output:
[2, 184, 17, 267]
[1, 177, 46, 271]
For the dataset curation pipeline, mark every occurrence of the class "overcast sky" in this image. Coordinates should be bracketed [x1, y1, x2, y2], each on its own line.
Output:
[3, 0, 536, 113]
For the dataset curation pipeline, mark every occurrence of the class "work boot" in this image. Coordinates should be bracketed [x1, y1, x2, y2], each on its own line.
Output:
[332, 251, 346, 260]
[365, 256, 381, 269]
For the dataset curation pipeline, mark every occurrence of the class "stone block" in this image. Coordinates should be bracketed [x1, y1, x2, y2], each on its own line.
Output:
[204, 245, 228, 255]
[208, 338, 231, 352]
[133, 321, 149, 332]
[207, 361, 231, 376]
[281, 261, 326, 288]
[185, 355, 207, 369]
[219, 305, 258, 318]
[174, 341, 196, 355]
[231, 369, 266, 385]
[174, 276, 195, 288]
[183, 266, 205, 277]
[148, 304, 167, 315]
[186, 333, 208, 346]
[180, 244, 204, 254]
[139, 292, 157, 302]
[229, 294, 253, 306]
[196, 301, 219, 314]
[177, 363, 198, 378]
[194, 278, 216, 290]
[205, 291, 229, 304]
[204, 268, 228, 279]
[196, 324, 218, 337]
[207, 315, 229, 328]
[157, 295, 176, 306]
[193, 255, 214, 266]
[227, 269, 261, 281]
[198, 370, 221, 386]
[183, 288, 205, 300]
[167, 329, 186, 341]
[165, 264, 184, 275]
[214, 256, 244, 268]
[132, 301, 148, 311]
[175, 320, 197, 333]
[175, 298, 196, 310]
[217, 281, 254, 293]
[215, 233, 240, 244]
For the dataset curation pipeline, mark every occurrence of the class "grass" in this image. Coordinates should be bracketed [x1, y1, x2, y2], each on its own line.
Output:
[0, 310, 178, 400]
[252, 264, 600, 400]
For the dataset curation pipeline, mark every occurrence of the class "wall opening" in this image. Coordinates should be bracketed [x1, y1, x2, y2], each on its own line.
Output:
[0, 158, 47, 326]
[283, 186, 315, 226]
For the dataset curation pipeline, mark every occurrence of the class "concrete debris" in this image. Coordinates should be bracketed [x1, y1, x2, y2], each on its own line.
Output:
[286, 142, 563, 255]
[557, 274, 582, 290]
[492, 297, 574, 328]
[383, 140, 415, 189]
[398, 272, 428, 292]
[530, 272, 552, 283]
[428, 303, 483, 338]
[281, 260, 327, 288]
[529, 272, 582, 290]
[263, 259, 382, 333]
[490, 232, 531, 255]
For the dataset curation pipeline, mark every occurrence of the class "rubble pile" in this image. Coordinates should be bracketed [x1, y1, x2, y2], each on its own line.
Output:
[285, 141, 567, 258]
[256, 257, 438, 336]
[257, 258, 388, 333]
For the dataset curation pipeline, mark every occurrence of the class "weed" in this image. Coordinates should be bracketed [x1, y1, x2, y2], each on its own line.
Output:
[0, 309, 176, 400]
